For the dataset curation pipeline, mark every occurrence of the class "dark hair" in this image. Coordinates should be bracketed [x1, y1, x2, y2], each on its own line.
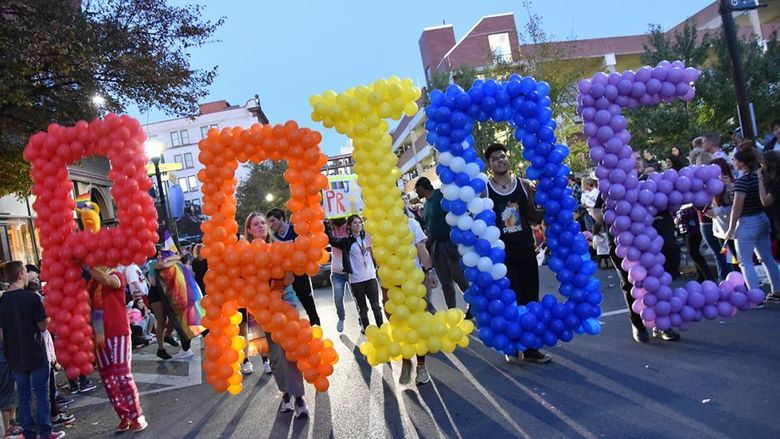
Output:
[25, 264, 40, 274]
[709, 157, 734, 181]
[266, 208, 286, 222]
[2, 261, 25, 284]
[483, 143, 508, 160]
[771, 119, 780, 129]
[414, 177, 433, 190]
[762, 150, 780, 194]
[244, 212, 272, 243]
[733, 141, 760, 171]
[593, 223, 603, 235]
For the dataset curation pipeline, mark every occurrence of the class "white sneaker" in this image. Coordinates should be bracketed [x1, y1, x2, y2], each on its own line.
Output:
[171, 349, 194, 360]
[241, 361, 254, 375]
[294, 399, 309, 418]
[504, 354, 522, 365]
[399, 359, 412, 385]
[415, 365, 430, 385]
[337, 320, 344, 332]
[279, 394, 294, 413]
[263, 361, 272, 375]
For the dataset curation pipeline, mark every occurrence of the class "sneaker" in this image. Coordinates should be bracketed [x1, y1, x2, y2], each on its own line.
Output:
[241, 361, 254, 375]
[279, 393, 294, 413]
[77, 381, 97, 393]
[38, 432, 65, 439]
[294, 398, 309, 418]
[336, 320, 344, 333]
[130, 417, 148, 433]
[652, 328, 681, 341]
[263, 361, 272, 375]
[156, 349, 172, 360]
[523, 349, 552, 364]
[766, 293, 780, 303]
[115, 419, 131, 433]
[171, 349, 194, 360]
[51, 413, 75, 427]
[504, 354, 523, 365]
[55, 396, 74, 406]
[164, 335, 179, 347]
[5, 425, 24, 438]
[415, 365, 430, 385]
[632, 326, 650, 343]
[399, 359, 412, 385]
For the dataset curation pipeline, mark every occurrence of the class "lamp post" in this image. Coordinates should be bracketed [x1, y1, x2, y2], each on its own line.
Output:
[144, 140, 171, 244]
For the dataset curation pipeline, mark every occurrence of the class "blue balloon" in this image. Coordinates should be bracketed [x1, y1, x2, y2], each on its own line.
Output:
[449, 228, 463, 243]
[430, 89, 446, 105]
[478, 327, 495, 344]
[455, 172, 470, 187]
[454, 92, 471, 110]
[462, 147, 477, 162]
[493, 334, 509, 352]
[470, 178, 486, 194]
[438, 167, 455, 184]
[450, 200, 467, 215]
[474, 239, 491, 256]
[519, 77, 536, 95]
[489, 247, 505, 263]
[485, 285, 501, 300]
[490, 316, 507, 332]
[582, 318, 601, 335]
[464, 267, 478, 281]
[460, 230, 477, 246]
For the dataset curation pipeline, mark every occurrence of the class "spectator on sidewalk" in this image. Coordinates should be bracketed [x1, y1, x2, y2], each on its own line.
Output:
[414, 177, 470, 312]
[580, 177, 599, 232]
[0, 261, 63, 439]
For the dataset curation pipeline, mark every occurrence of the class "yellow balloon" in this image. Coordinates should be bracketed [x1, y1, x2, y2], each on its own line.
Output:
[227, 384, 242, 395]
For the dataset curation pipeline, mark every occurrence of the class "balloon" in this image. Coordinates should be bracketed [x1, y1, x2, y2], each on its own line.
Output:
[578, 61, 751, 330]
[198, 121, 335, 393]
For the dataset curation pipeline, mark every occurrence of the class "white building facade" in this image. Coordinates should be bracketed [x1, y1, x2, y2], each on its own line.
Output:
[142, 98, 268, 212]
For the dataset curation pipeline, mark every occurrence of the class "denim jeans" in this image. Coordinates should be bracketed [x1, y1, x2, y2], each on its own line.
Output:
[700, 222, 731, 281]
[735, 214, 780, 292]
[331, 272, 351, 321]
[14, 364, 52, 438]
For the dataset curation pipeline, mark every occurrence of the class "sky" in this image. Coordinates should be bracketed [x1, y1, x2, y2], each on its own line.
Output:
[131, 0, 714, 156]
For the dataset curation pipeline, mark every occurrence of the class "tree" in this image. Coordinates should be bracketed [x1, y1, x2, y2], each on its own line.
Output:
[235, 162, 291, 227]
[629, 20, 780, 154]
[0, 0, 223, 196]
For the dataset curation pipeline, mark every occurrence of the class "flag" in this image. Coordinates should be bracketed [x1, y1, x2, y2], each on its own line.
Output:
[164, 230, 178, 254]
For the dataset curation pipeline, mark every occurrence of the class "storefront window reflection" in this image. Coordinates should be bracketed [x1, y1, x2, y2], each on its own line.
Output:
[1, 219, 38, 266]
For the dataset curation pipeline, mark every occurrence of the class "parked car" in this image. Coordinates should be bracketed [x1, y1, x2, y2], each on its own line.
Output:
[311, 245, 332, 288]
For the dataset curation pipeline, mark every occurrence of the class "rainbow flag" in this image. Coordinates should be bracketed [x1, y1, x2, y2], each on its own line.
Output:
[155, 261, 204, 339]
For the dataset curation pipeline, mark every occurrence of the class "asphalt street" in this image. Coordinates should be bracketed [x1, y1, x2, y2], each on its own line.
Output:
[61, 265, 780, 439]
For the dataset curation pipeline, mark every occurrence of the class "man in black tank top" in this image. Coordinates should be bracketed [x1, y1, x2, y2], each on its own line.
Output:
[484, 143, 551, 364]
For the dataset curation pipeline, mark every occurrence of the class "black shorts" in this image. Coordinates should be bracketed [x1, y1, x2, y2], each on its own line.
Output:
[148, 285, 162, 304]
[0, 361, 15, 410]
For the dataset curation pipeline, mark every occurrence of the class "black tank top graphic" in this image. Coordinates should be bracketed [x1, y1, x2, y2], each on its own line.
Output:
[487, 178, 535, 250]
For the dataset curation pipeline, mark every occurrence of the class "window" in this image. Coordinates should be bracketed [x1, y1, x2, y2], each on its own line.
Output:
[170, 131, 181, 146]
[488, 33, 512, 63]
[174, 154, 183, 165]
[210, 123, 218, 129]
[188, 175, 198, 191]
[184, 153, 194, 169]
[148, 134, 158, 141]
[200, 126, 209, 139]
[180, 130, 190, 145]
[179, 177, 189, 192]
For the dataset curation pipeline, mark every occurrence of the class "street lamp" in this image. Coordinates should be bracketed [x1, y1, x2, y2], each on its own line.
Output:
[92, 94, 106, 108]
[265, 193, 274, 202]
[144, 139, 171, 244]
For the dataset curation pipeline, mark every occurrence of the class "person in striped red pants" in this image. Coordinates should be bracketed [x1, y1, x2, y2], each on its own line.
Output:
[86, 266, 148, 434]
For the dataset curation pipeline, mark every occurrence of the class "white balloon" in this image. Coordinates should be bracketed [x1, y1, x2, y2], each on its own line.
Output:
[461, 140, 472, 149]
[459, 185, 476, 202]
[445, 212, 459, 226]
[462, 251, 480, 267]
[458, 244, 473, 256]
[477, 256, 493, 272]
[467, 197, 484, 214]
[490, 263, 508, 280]
[450, 157, 466, 173]
[464, 162, 480, 178]
[477, 172, 489, 182]
[471, 219, 488, 236]
[483, 197, 494, 210]
[439, 152, 454, 166]
[457, 215, 473, 231]
[442, 184, 459, 201]
[484, 226, 501, 243]
[494, 239, 506, 250]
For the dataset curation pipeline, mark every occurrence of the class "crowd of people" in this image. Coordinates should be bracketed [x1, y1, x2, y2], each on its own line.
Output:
[1, 127, 779, 437]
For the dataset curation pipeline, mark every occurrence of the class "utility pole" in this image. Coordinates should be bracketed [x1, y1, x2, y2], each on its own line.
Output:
[718, 0, 766, 141]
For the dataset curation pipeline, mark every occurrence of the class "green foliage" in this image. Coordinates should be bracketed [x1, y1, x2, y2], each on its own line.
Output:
[628, 20, 780, 156]
[0, 0, 223, 197]
[235, 162, 291, 227]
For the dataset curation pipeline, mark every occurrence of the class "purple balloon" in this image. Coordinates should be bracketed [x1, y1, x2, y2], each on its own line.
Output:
[582, 94, 595, 107]
[646, 78, 662, 95]
[717, 302, 733, 317]
[581, 107, 596, 121]
[693, 191, 710, 208]
[583, 122, 598, 137]
[638, 189, 654, 205]
[652, 66, 668, 81]
[652, 192, 668, 210]
[725, 271, 744, 286]
[675, 82, 690, 96]
[703, 305, 718, 320]
[593, 72, 609, 85]
[610, 115, 627, 132]
[706, 178, 724, 196]
[590, 83, 605, 98]
[668, 191, 683, 207]
[594, 110, 611, 126]
[608, 72, 622, 85]
[747, 288, 765, 305]
[682, 67, 699, 83]
[603, 153, 619, 168]
[655, 301, 671, 317]
[669, 296, 683, 313]
[660, 82, 676, 98]
[605, 84, 619, 101]
[656, 286, 673, 301]
[626, 247, 642, 261]
[640, 307, 656, 321]
[596, 126, 614, 142]
[631, 299, 645, 314]
[617, 79, 633, 96]
[670, 314, 683, 327]
[609, 168, 627, 184]
[578, 79, 592, 94]
[595, 97, 610, 110]
[730, 292, 748, 310]
[655, 316, 671, 330]
[590, 146, 605, 162]
[674, 176, 691, 192]
[642, 292, 659, 307]
[667, 68, 683, 84]
[682, 88, 695, 102]
[630, 82, 646, 99]
[681, 305, 697, 321]
[636, 67, 652, 83]
[622, 70, 636, 81]
[657, 180, 673, 194]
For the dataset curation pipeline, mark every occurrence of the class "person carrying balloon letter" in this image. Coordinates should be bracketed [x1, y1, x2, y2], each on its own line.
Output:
[84, 265, 148, 433]
[395, 209, 438, 386]
[245, 212, 309, 418]
[483, 143, 551, 364]
[326, 215, 384, 334]
[414, 177, 471, 314]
